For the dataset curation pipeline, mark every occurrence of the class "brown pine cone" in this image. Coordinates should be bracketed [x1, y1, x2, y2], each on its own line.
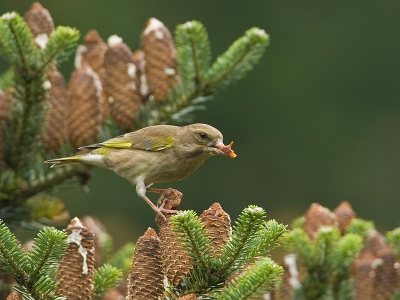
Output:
[200, 202, 231, 257]
[103, 35, 142, 130]
[67, 64, 103, 149]
[333, 201, 355, 233]
[302, 203, 339, 239]
[24, 2, 54, 48]
[56, 217, 96, 300]
[41, 69, 68, 152]
[76, 30, 109, 119]
[140, 18, 179, 101]
[126, 227, 164, 300]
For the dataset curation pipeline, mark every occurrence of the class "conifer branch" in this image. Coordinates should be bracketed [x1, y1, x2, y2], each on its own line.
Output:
[205, 27, 269, 92]
[175, 21, 211, 85]
[216, 258, 283, 300]
[170, 211, 213, 270]
[37, 26, 79, 72]
[93, 264, 123, 298]
[216, 206, 266, 275]
[0, 220, 28, 279]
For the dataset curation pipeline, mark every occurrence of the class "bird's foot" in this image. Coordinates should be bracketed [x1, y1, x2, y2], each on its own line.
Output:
[146, 187, 183, 206]
[143, 188, 182, 222]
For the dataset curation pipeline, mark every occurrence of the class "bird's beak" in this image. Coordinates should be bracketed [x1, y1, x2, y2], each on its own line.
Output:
[208, 139, 237, 158]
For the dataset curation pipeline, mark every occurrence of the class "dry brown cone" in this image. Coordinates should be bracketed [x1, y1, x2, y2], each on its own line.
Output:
[178, 294, 198, 300]
[372, 246, 399, 300]
[302, 203, 339, 239]
[67, 63, 103, 149]
[140, 18, 180, 100]
[6, 293, 19, 300]
[103, 35, 141, 130]
[351, 251, 375, 300]
[363, 229, 386, 257]
[156, 189, 192, 287]
[333, 201, 355, 233]
[199, 202, 231, 257]
[24, 2, 54, 48]
[76, 30, 109, 119]
[41, 69, 68, 152]
[126, 227, 163, 300]
[132, 50, 148, 101]
[56, 217, 96, 300]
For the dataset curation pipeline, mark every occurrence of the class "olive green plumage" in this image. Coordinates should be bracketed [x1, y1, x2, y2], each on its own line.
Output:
[45, 123, 236, 219]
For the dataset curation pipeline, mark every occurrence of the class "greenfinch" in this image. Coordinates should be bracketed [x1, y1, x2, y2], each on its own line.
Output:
[45, 123, 236, 219]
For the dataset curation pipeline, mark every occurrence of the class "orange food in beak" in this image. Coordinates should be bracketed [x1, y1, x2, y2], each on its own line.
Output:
[218, 141, 236, 158]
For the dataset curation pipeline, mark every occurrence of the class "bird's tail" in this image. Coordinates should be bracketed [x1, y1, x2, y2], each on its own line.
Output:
[45, 156, 81, 168]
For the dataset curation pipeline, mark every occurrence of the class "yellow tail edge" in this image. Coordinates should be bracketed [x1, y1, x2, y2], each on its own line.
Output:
[45, 156, 81, 168]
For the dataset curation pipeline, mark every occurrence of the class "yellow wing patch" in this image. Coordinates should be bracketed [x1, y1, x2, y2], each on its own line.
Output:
[101, 141, 133, 149]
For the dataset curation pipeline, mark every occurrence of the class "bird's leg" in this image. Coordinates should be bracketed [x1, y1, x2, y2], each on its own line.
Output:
[140, 194, 174, 222]
[146, 187, 182, 207]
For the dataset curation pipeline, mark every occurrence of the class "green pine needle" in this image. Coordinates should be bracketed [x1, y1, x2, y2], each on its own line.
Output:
[0, 219, 29, 276]
[27, 227, 67, 278]
[248, 220, 287, 259]
[283, 228, 314, 269]
[387, 227, 400, 260]
[92, 263, 123, 298]
[217, 206, 266, 275]
[345, 217, 374, 243]
[216, 258, 283, 300]
[0, 12, 37, 69]
[170, 210, 214, 270]
[38, 26, 80, 71]
[175, 20, 212, 85]
[0, 67, 14, 91]
[205, 27, 269, 91]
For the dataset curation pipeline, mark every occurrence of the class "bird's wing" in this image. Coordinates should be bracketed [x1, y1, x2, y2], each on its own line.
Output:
[80, 126, 176, 151]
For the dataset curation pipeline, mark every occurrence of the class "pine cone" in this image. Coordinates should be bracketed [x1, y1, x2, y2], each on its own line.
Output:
[67, 64, 103, 149]
[41, 69, 67, 152]
[156, 191, 191, 287]
[302, 203, 339, 239]
[372, 247, 399, 300]
[132, 50, 148, 100]
[126, 227, 163, 300]
[333, 201, 355, 233]
[352, 251, 375, 300]
[140, 18, 179, 100]
[76, 30, 109, 119]
[200, 202, 231, 256]
[24, 2, 54, 48]
[57, 217, 96, 300]
[6, 293, 19, 300]
[103, 35, 141, 130]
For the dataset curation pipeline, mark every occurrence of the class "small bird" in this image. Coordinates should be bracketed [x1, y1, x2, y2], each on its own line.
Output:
[45, 123, 236, 219]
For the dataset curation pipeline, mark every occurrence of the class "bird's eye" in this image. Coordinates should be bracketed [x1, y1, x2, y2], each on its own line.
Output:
[199, 132, 207, 139]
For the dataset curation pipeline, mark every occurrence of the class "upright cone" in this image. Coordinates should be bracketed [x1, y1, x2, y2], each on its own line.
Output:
[126, 227, 164, 300]
[67, 64, 103, 149]
[104, 35, 142, 130]
[57, 217, 96, 300]
[141, 18, 179, 100]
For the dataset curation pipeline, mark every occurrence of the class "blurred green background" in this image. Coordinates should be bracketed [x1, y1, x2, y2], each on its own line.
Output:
[1, 1, 400, 247]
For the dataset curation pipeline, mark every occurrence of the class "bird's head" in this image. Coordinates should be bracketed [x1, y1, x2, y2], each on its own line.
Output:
[178, 124, 236, 159]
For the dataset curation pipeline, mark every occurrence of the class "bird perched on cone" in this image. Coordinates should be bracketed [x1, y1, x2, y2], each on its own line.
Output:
[45, 123, 236, 220]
